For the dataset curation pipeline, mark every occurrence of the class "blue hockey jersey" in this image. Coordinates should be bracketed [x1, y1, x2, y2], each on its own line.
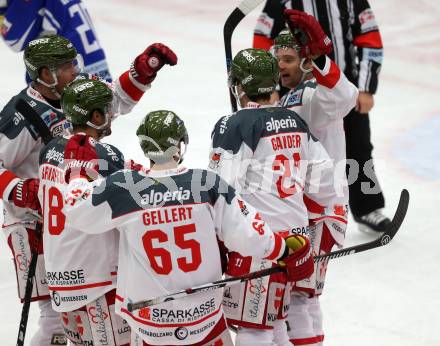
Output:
[0, 0, 112, 81]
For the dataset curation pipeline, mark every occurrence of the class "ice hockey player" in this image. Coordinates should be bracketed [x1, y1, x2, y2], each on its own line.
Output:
[0, 0, 113, 81]
[38, 78, 136, 345]
[272, 11, 357, 345]
[209, 47, 348, 346]
[60, 110, 314, 345]
[253, 1, 391, 235]
[0, 34, 176, 345]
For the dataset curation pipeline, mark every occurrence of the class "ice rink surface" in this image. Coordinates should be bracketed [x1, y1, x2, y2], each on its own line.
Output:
[0, 0, 439, 344]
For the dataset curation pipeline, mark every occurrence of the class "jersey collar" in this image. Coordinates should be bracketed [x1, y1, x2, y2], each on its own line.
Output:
[148, 166, 188, 178]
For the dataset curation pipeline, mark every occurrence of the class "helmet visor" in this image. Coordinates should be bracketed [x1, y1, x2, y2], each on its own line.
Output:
[54, 56, 82, 76]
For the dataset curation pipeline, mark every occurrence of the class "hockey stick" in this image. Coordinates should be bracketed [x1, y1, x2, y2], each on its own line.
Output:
[16, 222, 42, 346]
[127, 189, 409, 312]
[224, 0, 265, 112]
[14, 98, 52, 346]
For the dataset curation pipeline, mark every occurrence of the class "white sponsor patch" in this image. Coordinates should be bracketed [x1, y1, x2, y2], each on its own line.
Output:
[141, 187, 191, 206]
[363, 47, 383, 64]
[265, 116, 297, 133]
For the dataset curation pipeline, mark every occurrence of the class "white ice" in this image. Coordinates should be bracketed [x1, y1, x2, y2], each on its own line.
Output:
[0, 0, 439, 344]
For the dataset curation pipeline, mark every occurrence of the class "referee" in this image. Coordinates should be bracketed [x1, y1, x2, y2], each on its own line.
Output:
[253, 0, 391, 234]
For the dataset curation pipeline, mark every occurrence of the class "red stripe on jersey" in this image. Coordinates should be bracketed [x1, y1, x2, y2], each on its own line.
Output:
[253, 34, 273, 50]
[265, 233, 284, 261]
[290, 335, 321, 345]
[353, 31, 383, 48]
[0, 171, 18, 197]
[110, 271, 117, 276]
[48, 280, 113, 291]
[115, 294, 124, 302]
[310, 215, 348, 224]
[312, 59, 341, 89]
[118, 71, 144, 101]
[303, 195, 325, 215]
[121, 305, 222, 328]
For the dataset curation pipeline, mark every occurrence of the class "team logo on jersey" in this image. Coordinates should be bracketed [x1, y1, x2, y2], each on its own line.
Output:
[285, 89, 303, 106]
[139, 307, 151, 320]
[333, 204, 348, 217]
[209, 152, 221, 169]
[51, 122, 64, 137]
[174, 327, 189, 340]
[52, 291, 61, 306]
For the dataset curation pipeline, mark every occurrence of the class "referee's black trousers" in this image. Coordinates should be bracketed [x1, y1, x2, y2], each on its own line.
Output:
[344, 108, 385, 217]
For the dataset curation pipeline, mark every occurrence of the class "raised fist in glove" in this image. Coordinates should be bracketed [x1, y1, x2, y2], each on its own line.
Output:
[130, 43, 178, 85]
[9, 178, 40, 210]
[279, 234, 314, 282]
[284, 9, 332, 59]
[64, 134, 99, 183]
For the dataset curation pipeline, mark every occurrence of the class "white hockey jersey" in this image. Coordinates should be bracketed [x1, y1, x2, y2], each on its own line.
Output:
[209, 104, 349, 296]
[209, 104, 345, 237]
[279, 55, 358, 166]
[38, 135, 125, 312]
[0, 70, 148, 238]
[63, 167, 286, 345]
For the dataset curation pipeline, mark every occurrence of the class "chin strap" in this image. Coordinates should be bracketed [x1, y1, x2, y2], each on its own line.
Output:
[230, 85, 246, 110]
[36, 70, 61, 99]
[297, 57, 313, 84]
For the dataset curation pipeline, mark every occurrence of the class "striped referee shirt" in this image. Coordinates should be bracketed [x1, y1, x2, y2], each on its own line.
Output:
[253, 0, 383, 94]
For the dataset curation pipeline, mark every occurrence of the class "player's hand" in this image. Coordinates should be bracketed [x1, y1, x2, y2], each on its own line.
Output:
[64, 134, 99, 183]
[356, 92, 374, 114]
[130, 43, 178, 85]
[284, 9, 332, 59]
[278, 235, 314, 282]
[9, 179, 40, 211]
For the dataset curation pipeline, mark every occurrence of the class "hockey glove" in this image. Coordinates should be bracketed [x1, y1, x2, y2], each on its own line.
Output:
[279, 235, 314, 282]
[64, 134, 100, 183]
[284, 9, 332, 59]
[130, 43, 178, 85]
[9, 178, 40, 211]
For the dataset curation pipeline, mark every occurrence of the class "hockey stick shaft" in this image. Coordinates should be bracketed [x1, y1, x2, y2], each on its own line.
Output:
[16, 223, 42, 346]
[127, 189, 409, 312]
[224, 0, 265, 112]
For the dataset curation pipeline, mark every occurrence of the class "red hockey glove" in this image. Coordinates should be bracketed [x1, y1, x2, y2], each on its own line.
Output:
[64, 134, 99, 183]
[279, 234, 314, 282]
[130, 43, 178, 85]
[9, 178, 40, 210]
[284, 9, 332, 58]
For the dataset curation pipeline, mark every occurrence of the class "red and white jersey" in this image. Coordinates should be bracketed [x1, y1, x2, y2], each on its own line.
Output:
[38, 135, 125, 312]
[62, 167, 286, 345]
[0, 70, 149, 237]
[209, 104, 345, 237]
[280, 55, 358, 164]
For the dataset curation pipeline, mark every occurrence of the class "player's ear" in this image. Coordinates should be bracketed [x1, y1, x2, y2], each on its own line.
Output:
[90, 109, 104, 126]
[38, 67, 53, 83]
